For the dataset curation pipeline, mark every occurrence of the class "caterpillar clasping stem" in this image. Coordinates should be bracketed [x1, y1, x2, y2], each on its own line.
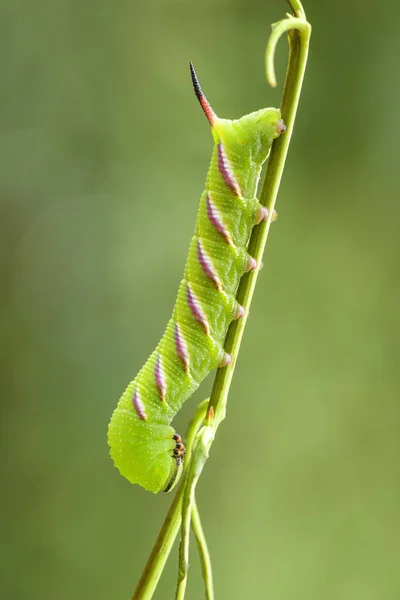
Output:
[108, 63, 286, 493]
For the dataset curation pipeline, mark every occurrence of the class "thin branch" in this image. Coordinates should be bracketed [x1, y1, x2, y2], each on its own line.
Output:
[131, 490, 182, 600]
[192, 500, 214, 600]
[176, 425, 214, 599]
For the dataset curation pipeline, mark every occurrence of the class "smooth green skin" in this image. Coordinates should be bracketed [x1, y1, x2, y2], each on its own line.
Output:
[108, 108, 282, 493]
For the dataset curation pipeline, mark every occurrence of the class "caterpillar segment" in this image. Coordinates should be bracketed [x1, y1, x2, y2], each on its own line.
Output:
[107, 62, 286, 493]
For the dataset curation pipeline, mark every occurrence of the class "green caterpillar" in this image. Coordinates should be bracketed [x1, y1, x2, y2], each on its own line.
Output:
[108, 63, 286, 493]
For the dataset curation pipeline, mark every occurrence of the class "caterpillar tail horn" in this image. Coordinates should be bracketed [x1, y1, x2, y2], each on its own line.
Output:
[189, 61, 217, 126]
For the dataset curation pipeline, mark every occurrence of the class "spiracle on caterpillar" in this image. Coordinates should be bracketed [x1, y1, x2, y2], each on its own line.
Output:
[107, 62, 286, 493]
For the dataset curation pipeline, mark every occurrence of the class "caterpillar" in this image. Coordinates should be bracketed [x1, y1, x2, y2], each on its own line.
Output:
[108, 63, 286, 493]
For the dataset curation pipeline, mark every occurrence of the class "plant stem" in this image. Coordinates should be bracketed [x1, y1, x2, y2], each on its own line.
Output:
[131, 2, 311, 597]
[285, 0, 306, 20]
[191, 500, 214, 600]
[131, 490, 183, 600]
[176, 425, 214, 599]
[175, 481, 193, 600]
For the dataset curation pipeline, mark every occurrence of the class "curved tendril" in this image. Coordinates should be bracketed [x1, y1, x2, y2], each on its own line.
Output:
[266, 14, 311, 88]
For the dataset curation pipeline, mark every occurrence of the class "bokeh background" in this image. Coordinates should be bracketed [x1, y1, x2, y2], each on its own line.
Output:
[2, 0, 399, 598]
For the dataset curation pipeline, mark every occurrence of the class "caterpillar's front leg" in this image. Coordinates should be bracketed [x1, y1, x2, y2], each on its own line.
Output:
[164, 432, 186, 493]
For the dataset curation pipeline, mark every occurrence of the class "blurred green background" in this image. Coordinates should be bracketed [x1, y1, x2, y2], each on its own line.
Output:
[2, 0, 399, 598]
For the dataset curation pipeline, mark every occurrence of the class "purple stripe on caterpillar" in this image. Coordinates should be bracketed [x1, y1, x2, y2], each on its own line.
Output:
[186, 283, 210, 335]
[132, 387, 147, 420]
[217, 143, 242, 198]
[154, 353, 167, 401]
[197, 239, 222, 291]
[206, 194, 233, 246]
[174, 323, 190, 373]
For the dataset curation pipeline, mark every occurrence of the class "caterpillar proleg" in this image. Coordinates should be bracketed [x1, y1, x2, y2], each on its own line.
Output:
[108, 63, 286, 493]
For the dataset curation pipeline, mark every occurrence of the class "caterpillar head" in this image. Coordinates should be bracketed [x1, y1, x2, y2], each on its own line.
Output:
[232, 108, 286, 163]
[189, 62, 285, 165]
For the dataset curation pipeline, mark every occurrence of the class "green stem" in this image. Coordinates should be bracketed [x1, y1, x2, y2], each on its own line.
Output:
[175, 477, 193, 599]
[175, 468, 195, 599]
[131, 1, 311, 597]
[191, 500, 214, 600]
[176, 425, 214, 599]
[131, 490, 183, 600]
[285, 0, 306, 20]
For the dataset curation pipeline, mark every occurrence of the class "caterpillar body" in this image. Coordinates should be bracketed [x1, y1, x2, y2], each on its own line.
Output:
[108, 63, 286, 493]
